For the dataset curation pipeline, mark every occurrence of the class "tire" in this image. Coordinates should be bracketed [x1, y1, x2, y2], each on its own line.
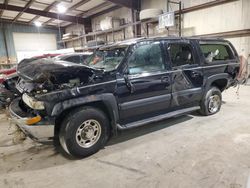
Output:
[199, 87, 222, 116]
[139, 9, 163, 21]
[59, 107, 110, 158]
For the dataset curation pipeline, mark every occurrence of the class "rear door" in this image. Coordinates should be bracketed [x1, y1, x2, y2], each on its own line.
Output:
[116, 41, 172, 123]
[166, 40, 203, 107]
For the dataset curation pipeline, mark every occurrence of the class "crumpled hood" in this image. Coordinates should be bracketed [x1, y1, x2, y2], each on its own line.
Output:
[16, 59, 104, 94]
[17, 58, 98, 82]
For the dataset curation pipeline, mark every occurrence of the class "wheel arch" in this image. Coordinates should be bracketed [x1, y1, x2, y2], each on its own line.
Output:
[53, 94, 119, 137]
[205, 73, 229, 92]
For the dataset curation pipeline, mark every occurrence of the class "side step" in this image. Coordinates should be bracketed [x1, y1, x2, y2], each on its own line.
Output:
[117, 106, 200, 130]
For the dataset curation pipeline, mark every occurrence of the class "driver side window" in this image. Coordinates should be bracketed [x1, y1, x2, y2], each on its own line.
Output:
[128, 42, 165, 74]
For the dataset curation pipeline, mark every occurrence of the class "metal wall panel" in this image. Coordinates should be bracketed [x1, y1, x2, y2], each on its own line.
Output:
[0, 22, 63, 63]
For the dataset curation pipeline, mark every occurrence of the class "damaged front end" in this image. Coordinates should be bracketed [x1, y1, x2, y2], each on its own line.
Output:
[16, 59, 102, 94]
[9, 59, 105, 143]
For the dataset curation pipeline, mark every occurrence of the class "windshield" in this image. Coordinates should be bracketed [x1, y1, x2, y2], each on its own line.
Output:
[85, 48, 127, 71]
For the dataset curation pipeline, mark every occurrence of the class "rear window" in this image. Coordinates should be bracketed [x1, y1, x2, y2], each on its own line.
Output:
[199, 43, 235, 63]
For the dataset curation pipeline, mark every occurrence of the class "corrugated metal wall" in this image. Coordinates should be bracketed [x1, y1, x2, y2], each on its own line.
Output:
[0, 27, 7, 57]
[0, 22, 63, 63]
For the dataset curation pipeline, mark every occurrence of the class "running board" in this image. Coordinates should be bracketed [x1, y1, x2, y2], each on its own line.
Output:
[117, 106, 200, 130]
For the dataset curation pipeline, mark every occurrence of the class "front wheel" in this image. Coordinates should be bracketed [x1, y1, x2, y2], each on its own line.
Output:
[199, 87, 222, 116]
[59, 107, 110, 158]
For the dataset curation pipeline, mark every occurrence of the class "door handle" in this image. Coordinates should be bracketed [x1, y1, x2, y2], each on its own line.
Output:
[161, 76, 171, 83]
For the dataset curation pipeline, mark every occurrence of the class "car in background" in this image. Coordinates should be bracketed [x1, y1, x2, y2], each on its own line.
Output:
[0, 67, 17, 84]
[0, 54, 60, 84]
[53, 52, 92, 64]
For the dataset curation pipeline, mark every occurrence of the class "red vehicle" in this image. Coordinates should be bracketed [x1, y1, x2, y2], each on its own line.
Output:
[0, 54, 60, 84]
[0, 67, 17, 83]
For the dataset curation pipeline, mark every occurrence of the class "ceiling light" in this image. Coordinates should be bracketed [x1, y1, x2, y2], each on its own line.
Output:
[57, 4, 67, 14]
[34, 21, 42, 27]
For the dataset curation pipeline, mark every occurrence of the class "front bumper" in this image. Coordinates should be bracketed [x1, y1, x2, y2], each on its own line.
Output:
[9, 98, 54, 143]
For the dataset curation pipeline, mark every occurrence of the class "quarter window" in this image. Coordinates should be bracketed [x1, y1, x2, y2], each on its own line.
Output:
[200, 43, 234, 63]
[168, 43, 194, 67]
[128, 42, 165, 74]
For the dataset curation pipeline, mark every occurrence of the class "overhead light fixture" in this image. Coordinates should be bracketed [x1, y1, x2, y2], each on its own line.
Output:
[34, 21, 42, 27]
[57, 4, 67, 14]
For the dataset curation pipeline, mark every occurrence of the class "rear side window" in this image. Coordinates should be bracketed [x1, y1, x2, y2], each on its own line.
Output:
[168, 43, 195, 67]
[200, 43, 235, 63]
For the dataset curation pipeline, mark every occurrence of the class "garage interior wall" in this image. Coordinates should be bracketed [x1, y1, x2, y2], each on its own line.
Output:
[141, 0, 250, 59]
[0, 22, 63, 64]
[65, 24, 86, 48]
[13, 32, 57, 62]
[0, 26, 7, 63]
[91, 7, 134, 42]
[63, 0, 249, 60]
[64, 7, 134, 48]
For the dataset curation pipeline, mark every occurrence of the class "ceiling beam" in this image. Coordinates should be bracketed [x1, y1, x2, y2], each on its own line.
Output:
[0, 3, 87, 24]
[105, 0, 138, 10]
[0, 18, 58, 29]
[44, 0, 90, 26]
[43, 18, 54, 25]
[105, 0, 132, 8]
[63, 4, 121, 29]
[12, 0, 35, 22]
[69, 0, 91, 10]
[77, 2, 112, 17]
[90, 5, 121, 18]
[0, 0, 8, 18]
[175, 0, 238, 14]
[29, 1, 59, 24]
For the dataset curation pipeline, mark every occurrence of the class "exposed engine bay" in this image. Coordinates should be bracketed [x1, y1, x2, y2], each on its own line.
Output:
[16, 59, 102, 95]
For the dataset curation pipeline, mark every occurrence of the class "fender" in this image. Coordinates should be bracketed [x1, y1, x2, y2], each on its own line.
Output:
[51, 93, 119, 133]
[204, 73, 230, 92]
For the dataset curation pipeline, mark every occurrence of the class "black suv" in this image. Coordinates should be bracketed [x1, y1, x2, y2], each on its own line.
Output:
[10, 37, 240, 158]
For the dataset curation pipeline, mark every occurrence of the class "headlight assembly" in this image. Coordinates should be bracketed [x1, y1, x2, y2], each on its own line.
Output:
[22, 93, 45, 110]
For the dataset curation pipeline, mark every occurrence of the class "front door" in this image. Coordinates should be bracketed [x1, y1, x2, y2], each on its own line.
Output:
[116, 41, 172, 124]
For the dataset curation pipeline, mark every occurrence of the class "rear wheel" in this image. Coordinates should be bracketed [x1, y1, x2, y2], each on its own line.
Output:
[199, 87, 222, 116]
[59, 107, 110, 158]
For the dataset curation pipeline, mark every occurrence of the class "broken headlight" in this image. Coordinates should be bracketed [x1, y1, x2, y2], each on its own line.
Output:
[22, 93, 45, 110]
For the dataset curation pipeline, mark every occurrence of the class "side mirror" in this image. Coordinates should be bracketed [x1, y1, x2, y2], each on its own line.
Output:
[124, 74, 135, 93]
[124, 68, 130, 75]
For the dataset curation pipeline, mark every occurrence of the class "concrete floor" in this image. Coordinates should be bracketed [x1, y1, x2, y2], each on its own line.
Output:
[0, 86, 250, 188]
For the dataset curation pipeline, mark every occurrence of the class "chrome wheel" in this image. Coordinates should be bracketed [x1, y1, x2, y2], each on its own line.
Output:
[75, 119, 101, 148]
[208, 94, 221, 113]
